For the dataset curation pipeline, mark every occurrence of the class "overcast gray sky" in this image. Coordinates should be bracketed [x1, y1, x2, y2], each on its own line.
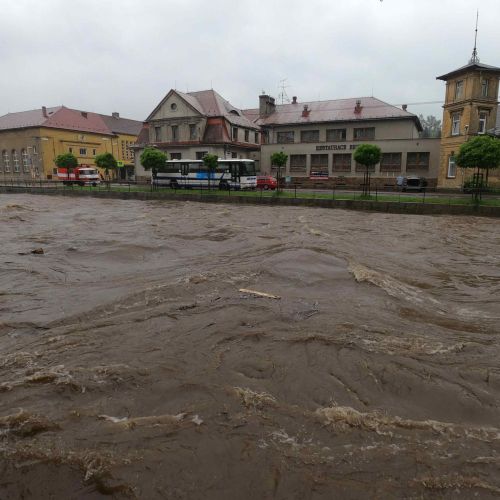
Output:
[1, 0, 499, 121]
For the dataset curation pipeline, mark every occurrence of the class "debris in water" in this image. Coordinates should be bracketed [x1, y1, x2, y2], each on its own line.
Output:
[239, 288, 280, 300]
[30, 248, 44, 255]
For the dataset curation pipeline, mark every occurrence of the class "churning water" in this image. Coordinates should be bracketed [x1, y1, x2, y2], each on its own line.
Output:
[0, 194, 499, 499]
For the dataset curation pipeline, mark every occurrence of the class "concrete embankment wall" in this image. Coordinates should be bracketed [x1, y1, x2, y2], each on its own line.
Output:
[1, 186, 499, 217]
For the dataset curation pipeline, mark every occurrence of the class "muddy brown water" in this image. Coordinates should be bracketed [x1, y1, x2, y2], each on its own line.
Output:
[0, 194, 499, 499]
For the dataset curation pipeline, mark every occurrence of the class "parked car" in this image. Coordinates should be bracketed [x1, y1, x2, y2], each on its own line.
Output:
[401, 176, 428, 192]
[257, 175, 277, 190]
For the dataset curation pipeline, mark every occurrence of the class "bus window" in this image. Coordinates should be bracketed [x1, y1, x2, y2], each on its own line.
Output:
[240, 161, 256, 176]
[180, 163, 189, 176]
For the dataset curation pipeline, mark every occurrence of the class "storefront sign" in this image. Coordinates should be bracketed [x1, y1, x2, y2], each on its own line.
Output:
[315, 144, 357, 151]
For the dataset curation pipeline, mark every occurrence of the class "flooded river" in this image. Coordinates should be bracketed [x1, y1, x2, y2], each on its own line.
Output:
[1, 194, 499, 499]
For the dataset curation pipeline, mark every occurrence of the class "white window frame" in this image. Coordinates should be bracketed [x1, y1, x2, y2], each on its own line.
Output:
[478, 112, 487, 134]
[447, 155, 456, 178]
[3, 151, 10, 172]
[12, 150, 20, 172]
[451, 113, 460, 136]
[80, 148, 87, 156]
[22, 149, 30, 172]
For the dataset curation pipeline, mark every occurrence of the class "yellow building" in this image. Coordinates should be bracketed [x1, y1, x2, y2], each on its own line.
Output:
[436, 52, 500, 188]
[0, 106, 142, 180]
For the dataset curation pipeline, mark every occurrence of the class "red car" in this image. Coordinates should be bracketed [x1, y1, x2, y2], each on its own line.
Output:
[257, 175, 277, 190]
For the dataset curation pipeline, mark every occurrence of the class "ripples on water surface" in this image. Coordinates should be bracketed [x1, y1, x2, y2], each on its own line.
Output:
[0, 194, 499, 499]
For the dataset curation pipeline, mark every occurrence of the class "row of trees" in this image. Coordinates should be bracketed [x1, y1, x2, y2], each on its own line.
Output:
[57, 136, 500, 190]
[55, 151, 119, 178]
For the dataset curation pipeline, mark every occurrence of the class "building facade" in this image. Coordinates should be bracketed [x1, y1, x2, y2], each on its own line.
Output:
[134, 89, 260, 180]
[244, 95, 440, 188]
[436, 57, 500, 188]
[0, 107, 142, 181]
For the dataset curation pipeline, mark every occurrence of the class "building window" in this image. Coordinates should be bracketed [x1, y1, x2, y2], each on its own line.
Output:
[447, 155, 456, 178]
[93, 149, 96, 156]
[356, 161, 375, 173]
[232, 127, 238, 141]
[326, 129, 347, 142]
[244, 129, 249, 142]
[455, 80, 464, 100]
[170, 103, 177, 110]
[155, 126, 162, 142]
[254, 132, 259, 144]
[478, 112, 487, 134]
[2, 150, 9, 172]
[353, 127, 375, 141]
[451, 113, 460, 136]
[12, 150, 20, 172]
[21, 149, 30, 172]
[301, 130, 320, 143]
[407, 152, 430, 170]
[380, 153, 402, 172]
[80, 148, 87, 156]
[290, 154, 306, 172]
[170, 152, 182, 160]
[189, 124, 197, 140]
[232, 152, 238, 158]
[196, 151, 208, 160]
[69, 147, 73, 153]
[276, 131, 294, 144]
[171, 125, 178, 142]
[481, 79, 489, 98]
[310, 154, 328, 173]
[332, 154, 352, 172]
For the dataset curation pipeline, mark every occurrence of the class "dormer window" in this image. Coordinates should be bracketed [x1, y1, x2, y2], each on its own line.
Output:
[455, 80, 464, 100]
[229, 109, 240, 116]
[481, 79, 489, 97]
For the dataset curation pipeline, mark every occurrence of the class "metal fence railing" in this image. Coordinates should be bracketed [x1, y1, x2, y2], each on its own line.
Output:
[0, 178, 497, 206]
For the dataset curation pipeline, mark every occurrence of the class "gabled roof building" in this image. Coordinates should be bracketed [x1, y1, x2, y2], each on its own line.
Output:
[134, 89, 261, 179]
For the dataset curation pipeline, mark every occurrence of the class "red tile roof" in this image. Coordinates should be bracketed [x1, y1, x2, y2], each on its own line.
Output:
[0, 106, 142, 136]
[244, 97, 420, 129]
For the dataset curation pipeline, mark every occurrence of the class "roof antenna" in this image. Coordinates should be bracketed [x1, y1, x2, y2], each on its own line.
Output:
[469, 10, 480, 64]
[278, 78, 291, 104]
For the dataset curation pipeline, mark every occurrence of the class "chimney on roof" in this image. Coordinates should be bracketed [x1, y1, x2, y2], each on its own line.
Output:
[354, 99, 363, 114]
[402, 104, 408, 111]
[259, 94, 276, 118]
[112, 112, 120, 119]
[42, 106, 48, 118]
[302, 104, 310, 118]
[81, 111, 88, 118]
[292, 96, 297, 104]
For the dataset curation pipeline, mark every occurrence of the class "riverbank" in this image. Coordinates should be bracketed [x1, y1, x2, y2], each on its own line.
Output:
[1, 184, 499, 217]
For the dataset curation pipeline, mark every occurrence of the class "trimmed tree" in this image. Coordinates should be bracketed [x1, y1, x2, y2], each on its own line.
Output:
[54, 152, 78, 181]
[456, 135, 500, 190]
[203, 153, 218, 190]
[270, 151, 288, 193]
[353, 144, 381, 196]
[140, 147, 167, 181]
[95, 152, 118, 179]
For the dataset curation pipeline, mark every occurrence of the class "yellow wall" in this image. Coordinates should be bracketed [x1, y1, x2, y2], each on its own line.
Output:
[38, 128, 137, 179]
[438, 70, 500, 188]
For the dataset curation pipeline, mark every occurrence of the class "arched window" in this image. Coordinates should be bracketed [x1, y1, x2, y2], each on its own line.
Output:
[12, 150, 20, 173]
[2, 150, 10, 172]
[21, 148, 30, 172]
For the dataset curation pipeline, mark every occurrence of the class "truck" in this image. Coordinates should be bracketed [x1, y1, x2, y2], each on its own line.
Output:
[57, 165, 101, 186]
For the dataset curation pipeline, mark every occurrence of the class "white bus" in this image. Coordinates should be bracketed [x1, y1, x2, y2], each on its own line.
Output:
[153, 159, 257, 190]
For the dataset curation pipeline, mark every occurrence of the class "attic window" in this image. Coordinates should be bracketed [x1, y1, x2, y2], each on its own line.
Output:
[170, 103, 177, 110]
[229, 110, 240, 116]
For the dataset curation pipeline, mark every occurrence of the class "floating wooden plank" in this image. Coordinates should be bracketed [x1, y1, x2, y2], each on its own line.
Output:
[239, 288, 281, 300]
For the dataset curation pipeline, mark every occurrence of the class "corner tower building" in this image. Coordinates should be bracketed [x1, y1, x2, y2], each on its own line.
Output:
[436, 50, 500, 188]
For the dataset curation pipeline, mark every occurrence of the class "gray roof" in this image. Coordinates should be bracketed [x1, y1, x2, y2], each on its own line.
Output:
[437, 61, 500, 80]
[99, 114, 143, 136]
